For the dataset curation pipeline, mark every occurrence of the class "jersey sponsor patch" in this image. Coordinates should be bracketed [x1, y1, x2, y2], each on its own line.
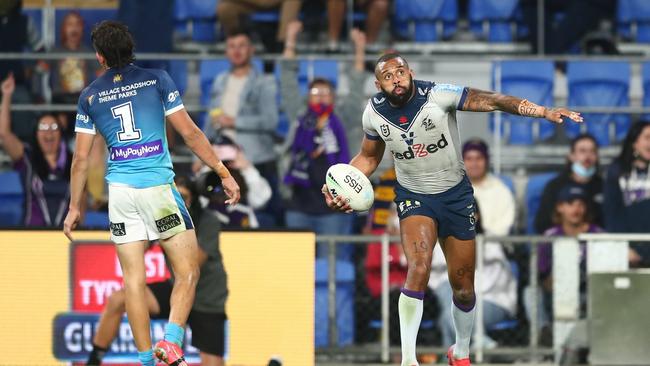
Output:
[155, 213, 182, 233]
[434, 83, 463, 94]
[397, 199, 421, 214]
[109, 139, 164, 161]
[392, 134, 449, 160]
[110, 222, 126, 236]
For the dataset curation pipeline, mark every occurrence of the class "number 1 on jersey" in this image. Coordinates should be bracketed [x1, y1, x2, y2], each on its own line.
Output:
[112, 101, 141, 142]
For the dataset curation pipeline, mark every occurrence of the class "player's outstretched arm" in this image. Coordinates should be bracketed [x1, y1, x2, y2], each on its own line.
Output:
[63, 132, 95, 241]
[322, 136, 385, 213]
[461, 88, 583, 124]
[167, 109, 241, 205]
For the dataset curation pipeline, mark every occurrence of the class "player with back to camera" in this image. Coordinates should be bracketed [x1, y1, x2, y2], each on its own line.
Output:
[322, 53, 582, 366]
[62, 21, 240, 366]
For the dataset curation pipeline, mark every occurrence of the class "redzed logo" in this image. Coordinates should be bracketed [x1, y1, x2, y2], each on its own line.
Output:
[399, 116, 408, 124]
[392, 134, 449, 160]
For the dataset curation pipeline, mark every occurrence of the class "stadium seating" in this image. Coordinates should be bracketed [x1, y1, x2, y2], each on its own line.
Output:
[492, 60, 555, 144]
[618, 0, 650, 43]
[315, 258, 355, 347]
[641, 62, 650, 121]
[168, 60, 188, 96]
[175, 0, 219, 42]
[468, 0, 520, 42]
[198, 58, 264, 107]
[566, 61, 631, 146]
[81, 210, 109, 229]
[0, 171, 24, 227]
[406, 0, 458, 42]
[525, 172, 557, 234]
[296, 60, 339, 96]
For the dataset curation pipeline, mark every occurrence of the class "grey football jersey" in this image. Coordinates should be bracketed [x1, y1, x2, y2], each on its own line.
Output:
[363, 80, 468, 194]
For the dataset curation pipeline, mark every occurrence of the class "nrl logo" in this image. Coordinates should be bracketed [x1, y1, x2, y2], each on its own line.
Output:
[421, 115, 435, 131]
[373, 96, 386, 104]
[380, 124, 390, 137]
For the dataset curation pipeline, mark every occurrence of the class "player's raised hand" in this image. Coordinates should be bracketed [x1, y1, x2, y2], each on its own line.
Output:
[544, 107, 583, 124]
[321, 184, 353, 213]
[221, 176, 241, 205]
[63, 207, 81, 241]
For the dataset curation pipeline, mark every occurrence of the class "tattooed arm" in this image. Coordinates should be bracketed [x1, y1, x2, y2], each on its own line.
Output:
[460, 88, 583, 124]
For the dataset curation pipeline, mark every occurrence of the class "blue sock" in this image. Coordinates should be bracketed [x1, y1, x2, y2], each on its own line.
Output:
[138, 349, 155, 366]
[164, 322, 185, 347]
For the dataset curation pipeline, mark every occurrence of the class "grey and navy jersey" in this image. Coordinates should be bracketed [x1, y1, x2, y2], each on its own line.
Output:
[363, 80, 468, 194]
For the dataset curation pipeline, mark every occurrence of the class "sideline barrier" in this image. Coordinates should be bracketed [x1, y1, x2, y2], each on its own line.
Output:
[0, 231, 315, 366]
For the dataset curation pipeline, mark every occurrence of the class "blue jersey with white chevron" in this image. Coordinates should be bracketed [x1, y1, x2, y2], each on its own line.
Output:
[75, 64, 183, 188]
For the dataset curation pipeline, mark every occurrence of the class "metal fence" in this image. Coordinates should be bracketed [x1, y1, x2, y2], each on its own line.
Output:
[314, 233, 650, 364]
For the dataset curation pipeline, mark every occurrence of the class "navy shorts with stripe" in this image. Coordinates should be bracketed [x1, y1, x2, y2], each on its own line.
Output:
[394, 175, 477, 240]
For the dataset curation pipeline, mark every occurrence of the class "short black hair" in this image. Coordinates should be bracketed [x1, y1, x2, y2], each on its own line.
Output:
[91, 20, 135, 69]
[375, 52, 408, 68]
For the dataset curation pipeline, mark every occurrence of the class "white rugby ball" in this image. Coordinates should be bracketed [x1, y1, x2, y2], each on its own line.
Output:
[325, 163, 374, 212]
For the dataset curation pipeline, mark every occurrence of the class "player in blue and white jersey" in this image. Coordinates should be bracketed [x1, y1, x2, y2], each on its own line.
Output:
[323, 53, 583, 366]
[63, 21, 240, 366]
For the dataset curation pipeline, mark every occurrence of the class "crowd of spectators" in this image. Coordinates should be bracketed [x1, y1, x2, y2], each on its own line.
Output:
[1, 1, 650, 351]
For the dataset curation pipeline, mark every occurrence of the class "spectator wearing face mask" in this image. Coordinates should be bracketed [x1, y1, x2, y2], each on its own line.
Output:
[535, 134, 603, 234]
[280, 21, 367, 259]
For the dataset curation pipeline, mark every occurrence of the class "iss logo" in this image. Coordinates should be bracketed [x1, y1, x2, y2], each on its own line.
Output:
[398, 200, 421, 214]
[380, 124, 390, 137]
[421, 115, 435, 131]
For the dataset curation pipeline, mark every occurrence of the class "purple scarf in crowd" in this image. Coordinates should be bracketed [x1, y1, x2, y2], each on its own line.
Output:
[284, 108, 349, 188]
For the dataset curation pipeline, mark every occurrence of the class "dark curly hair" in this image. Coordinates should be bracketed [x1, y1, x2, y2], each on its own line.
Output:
[91, 20, 135, 69]
[617, 121, 650, 176]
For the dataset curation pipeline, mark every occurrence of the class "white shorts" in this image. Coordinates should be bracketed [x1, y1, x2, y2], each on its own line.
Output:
[108, 183, 194, 244]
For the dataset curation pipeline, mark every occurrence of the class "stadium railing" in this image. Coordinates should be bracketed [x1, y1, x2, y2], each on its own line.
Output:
[315, 233, 650, 364]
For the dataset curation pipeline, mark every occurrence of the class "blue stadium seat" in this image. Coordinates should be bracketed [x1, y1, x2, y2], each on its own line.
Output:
[174, 0, 219, 42]
[298, 60, 339, 96]
[251, 11, 280, 22]
[192, 19, 218, 42]
[407, 0, 458, 42]
[54, 8, 118, 47]
[642, 62, 650, 121]
[566, 61, 631, 146]
[469, 0, 520, 42]
[525, 172, 556, 234]
[618, 0, 650, 42]
[183, 0, 219, 18]
[22, 8, 43, 38]
[81, 210, 109, 229]
[492, 60, 555, 144]
[315, 259, 355, 347]
[168, 60, 188, 96]
[0, 171, 24, 227]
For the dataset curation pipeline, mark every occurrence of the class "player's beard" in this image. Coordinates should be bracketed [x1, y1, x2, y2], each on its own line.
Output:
[384, 78, 414, 107]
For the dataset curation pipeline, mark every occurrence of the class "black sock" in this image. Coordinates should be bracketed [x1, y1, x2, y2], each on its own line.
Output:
[87, 344, 108, 366]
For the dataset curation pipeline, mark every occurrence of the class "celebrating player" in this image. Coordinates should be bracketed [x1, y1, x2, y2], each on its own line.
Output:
[322, 53, 582, 366]
[63, 21, 240, 366]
